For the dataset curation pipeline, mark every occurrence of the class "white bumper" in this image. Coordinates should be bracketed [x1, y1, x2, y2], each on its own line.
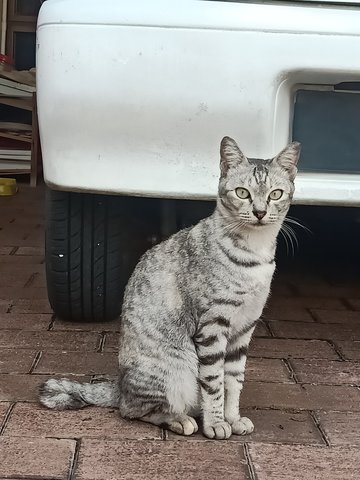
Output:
[37, 0, 360, 205]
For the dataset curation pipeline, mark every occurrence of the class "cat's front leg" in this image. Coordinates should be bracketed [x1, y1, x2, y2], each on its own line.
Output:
[195, 317, 232, 440]
[224, 327, 255, 435]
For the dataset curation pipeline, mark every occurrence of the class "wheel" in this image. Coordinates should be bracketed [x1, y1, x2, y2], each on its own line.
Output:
[45, 188, 159, 322]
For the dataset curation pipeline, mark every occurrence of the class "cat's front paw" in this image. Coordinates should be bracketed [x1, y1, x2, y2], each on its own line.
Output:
[203, 421, 232, 440]
[231, 416, 254, 435]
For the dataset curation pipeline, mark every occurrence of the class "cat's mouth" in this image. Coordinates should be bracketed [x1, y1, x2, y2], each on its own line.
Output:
[251, 220, 268, 228]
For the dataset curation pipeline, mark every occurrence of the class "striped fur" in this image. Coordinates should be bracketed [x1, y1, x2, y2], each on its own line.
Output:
[39, 136, 300, 439]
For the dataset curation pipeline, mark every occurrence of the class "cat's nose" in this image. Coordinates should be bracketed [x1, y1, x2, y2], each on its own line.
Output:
[253, 210, 267, 220]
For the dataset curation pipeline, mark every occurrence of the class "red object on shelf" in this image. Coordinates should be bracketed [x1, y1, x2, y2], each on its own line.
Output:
[0, 54, 14, 70]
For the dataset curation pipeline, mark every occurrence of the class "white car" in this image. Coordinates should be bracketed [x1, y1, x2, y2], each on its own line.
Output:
[37, 0, 360, 321]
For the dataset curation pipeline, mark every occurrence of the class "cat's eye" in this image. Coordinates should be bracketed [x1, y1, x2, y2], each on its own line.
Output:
[269, 189, 283, 201]
[235, 187, 251, 199]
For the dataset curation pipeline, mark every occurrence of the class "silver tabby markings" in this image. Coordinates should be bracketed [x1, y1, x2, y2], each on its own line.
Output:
[39, 136, 301, 439]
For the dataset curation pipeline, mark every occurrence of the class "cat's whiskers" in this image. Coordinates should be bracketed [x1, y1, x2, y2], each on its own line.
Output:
[285, 216, 312, 234]
[214, 215, 249, 234]
[279, 226, 290, 255]
[279, 216, 311, 256]
[280, 222, 298, 255]
[217, 213, 250, 220]
[286, 224, 299, 248]
[267, 215, 279, 225]
[223, 220, 245, 232]
[223, 219, 248, 236]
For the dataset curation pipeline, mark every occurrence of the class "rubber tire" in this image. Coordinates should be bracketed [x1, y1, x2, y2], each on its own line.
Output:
[46, 188, 132, 322]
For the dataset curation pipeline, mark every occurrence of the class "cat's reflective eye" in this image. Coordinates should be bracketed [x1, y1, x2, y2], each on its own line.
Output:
[269, 189, 283, 201]
[235, 187, 251, 199]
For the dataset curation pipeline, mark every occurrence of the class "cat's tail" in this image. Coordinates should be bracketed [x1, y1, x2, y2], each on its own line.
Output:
[39, 378, 119, 410]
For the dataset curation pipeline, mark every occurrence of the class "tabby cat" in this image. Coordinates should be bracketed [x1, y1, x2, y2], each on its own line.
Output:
[40, 136, 300, 439]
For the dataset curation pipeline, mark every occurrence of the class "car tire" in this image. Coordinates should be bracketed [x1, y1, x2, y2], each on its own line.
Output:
[45, 188, 151, 322]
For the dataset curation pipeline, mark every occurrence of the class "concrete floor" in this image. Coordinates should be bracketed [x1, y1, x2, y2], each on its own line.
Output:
[0, 184, 360, 479]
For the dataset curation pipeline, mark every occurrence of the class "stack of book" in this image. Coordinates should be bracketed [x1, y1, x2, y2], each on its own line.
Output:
[0, 69, 35, 175]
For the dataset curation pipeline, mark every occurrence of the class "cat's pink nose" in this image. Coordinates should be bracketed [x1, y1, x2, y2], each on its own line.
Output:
[253, 210, 267, 220]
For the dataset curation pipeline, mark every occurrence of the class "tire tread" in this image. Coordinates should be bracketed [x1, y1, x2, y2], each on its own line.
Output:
[46, 189, 125, 322]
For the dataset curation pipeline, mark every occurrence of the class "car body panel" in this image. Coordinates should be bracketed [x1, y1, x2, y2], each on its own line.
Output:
[37, 0, 360, 204]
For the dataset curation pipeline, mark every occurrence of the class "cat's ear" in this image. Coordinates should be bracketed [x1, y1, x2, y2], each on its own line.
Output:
[220, 136, 246, 175]
[275, 141, 301, 181]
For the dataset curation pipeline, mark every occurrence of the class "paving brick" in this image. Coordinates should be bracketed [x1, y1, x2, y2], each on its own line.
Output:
[0, 349, 37, 373]
[311, 309, 360, 324]
[347, 298, 360, 311]
[168, 409, 323, 445]
[264, 306, 315, 322]
[248, 443, 360, 480]
[253, 321, 270, 337]
[241, 382, 360, 411]
[325, 273, 359, 288]
[11, 298, 52, 313]
[0, 402, 11, 429]
[3, 217, 44, 226]
[0, 436, 75, 479]
[0, 313, 52, 330]
[0, 264, 45, 278]
[0, 246, 13, 255]
[0, 374, 90, 402]
[1, 207, 38, 216]
[275, 272, 327, 286]
[0, 206, 35, 217]
[1, 209, 41, 219]
[0, 272, 32, 288]
[0, 229, 45, 247]
[269, 282, 294, 296]
[270, 321, 360, 341]
[102, 333, 119, 352]
[267, 296, 346, 310]
[15, 246, 44, 256]
[317, 411, 360, 445]
[334, 341, 360, 361]
[25, 232, 46, 246]
[30, 272, 47, 288]
[76, 439, 248, 480]
[290, 359, 360, 385]
[0, 217, 14, 227]
[245, 409, 323, 445]
[302, 384, 360, 411]
[4, 403, 162, 440]
[249, 338, 339, 360]
[246, 358, 293, 383]
[34, 351, 118, 375]
[0, 300, 11, 314]
[53, 318, 120, 332]
[0, 254, 44, 264]
[241, 382, 306, 410]
[0, 330, 101, 351]
[0, 287, 49, 300]
[296, 284, 360, 298]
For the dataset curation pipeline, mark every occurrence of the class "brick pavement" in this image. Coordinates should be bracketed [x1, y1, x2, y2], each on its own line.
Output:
[0, 184, 360, 479]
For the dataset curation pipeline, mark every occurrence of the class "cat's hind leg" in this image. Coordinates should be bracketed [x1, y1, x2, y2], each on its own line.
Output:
[141, 412, 198, 436]
[141, 353, 199, 436]
[141, 352, 199, 435]
[118, 347, 200, 436]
